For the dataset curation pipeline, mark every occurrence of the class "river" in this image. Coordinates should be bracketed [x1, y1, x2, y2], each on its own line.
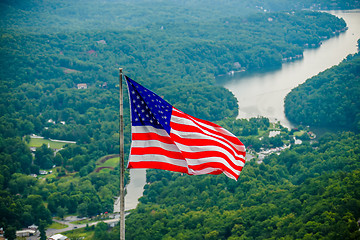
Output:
[118, 10, 360, 213]
[217, 10, 360, 129]
[114, 169, 146, 212]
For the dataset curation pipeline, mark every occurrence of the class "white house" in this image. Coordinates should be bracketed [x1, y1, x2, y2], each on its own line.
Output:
[77, 83, 87, 89]
[16, 229, 36, 237]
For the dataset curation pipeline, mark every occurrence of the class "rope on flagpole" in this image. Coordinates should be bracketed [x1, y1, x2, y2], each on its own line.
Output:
[119, 68, 125, 240]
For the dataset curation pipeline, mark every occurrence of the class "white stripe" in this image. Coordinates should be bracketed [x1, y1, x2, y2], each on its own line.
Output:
[174, 142, 245, 165]
[171, 128, 245, 157]
[188, 167, 240, 181]
[173, 108, 236, 137]
[131, 140, 243, 174]
[186, 156, 243, 173]
[187, 167, 238, 180]
[130, 136, 243, 174]
[188, 167, 222, 175]
[132, 139, 180, 152]
[129, 154, 188, 168]
[130, 111, 244, 179]
[171, 114, 245, 151]
[132, 125, 169, 137]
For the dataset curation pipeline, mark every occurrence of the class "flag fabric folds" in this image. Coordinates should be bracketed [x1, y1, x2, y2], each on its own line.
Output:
[125, 76, 246, 180]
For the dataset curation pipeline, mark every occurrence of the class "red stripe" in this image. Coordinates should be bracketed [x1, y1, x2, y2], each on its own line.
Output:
[131, 147, 185, 160]
[170, 132, 246, 160]
[188, 162, 242, 179]
[131, 142, 243, 171]
[132, 132, 174, 145]
[170, 122, 244, 156]
[172, 109, 243, 144]
[128, 161, 188, 173]
[172, 108, 223, 128]
[180, 150, 244, 171]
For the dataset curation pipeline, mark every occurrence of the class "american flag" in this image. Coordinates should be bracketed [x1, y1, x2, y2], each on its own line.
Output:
[125, 76, 246, 180]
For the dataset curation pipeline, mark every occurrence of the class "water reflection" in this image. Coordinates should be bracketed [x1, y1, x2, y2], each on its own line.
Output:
[217, 10, 360, 129]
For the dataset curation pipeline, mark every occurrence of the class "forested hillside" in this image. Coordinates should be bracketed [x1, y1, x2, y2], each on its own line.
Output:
[1, 0, 358, 33]
[1, 0, 360, 239]
[125, 132, 360, 239]
[285, 51, 360, 131]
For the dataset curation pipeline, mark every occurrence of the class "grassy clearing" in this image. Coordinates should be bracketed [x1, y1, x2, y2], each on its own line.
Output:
[27, 138, 73, 149]
[294, 130, 306, 137]
[64, 228, 94, 240]
[97, 168, 113, 174]
[48, 222, 68, 229]
[70, 216, 110, 225]
[97, 156, 119, 168]
[70, 219, 92, 225]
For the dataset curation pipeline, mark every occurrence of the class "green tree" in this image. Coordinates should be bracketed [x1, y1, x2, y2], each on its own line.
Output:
[34, 144, 54, 169]
[4, 226, 16, 240]
[39, 220, 47, 240]
[57, 206, 68, 220]
[53, 153, 64, 166]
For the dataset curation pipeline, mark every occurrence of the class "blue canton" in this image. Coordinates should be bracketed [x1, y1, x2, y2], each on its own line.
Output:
[126, 76, 173, 134]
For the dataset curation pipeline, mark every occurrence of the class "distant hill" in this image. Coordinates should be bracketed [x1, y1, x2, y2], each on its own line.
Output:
[285, 51, 360, 131]
[0, 0, 359, 33]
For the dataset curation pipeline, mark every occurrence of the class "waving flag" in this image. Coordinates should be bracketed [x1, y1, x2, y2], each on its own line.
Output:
[125, 76, 246, 180]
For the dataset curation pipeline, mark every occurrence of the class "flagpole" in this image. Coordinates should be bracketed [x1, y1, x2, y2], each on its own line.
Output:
[119, 68, 125, 240]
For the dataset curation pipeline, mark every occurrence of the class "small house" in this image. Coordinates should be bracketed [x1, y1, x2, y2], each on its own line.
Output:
[77, 83, 87, 89]
[16, 229, 36, 237]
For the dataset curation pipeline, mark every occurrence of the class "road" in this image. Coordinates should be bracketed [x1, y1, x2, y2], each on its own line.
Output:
[46, 214, 124, 237]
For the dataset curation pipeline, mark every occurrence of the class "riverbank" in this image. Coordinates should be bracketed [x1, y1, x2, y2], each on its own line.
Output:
[218, 10, 360, 129]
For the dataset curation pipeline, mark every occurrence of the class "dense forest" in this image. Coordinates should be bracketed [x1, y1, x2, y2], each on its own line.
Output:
[285, 51, 360, 131]
[1, 0, 360, 239]
[124, 132, 360, 239]
[1, 0, 359, 33]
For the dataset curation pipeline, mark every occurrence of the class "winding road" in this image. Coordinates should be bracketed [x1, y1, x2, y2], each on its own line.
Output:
[46, 214, 125, 237]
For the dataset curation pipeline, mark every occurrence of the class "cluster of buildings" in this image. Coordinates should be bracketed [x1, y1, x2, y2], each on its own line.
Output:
[0, 225, 69, 240]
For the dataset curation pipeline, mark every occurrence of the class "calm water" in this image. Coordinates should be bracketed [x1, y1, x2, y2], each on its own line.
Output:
[114, 169, 146, 212]
[218, 10, 360, 128]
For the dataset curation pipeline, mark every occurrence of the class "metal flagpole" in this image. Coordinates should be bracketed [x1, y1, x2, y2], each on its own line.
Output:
[119, 68, 125, 240]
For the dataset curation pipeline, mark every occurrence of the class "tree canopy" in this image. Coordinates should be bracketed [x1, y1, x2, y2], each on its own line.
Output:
[285, 52, 360, 131]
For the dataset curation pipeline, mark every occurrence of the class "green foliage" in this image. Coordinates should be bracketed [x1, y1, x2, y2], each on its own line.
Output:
[0, 0, 357, 34]
[0, 0, 356, 236]
[159, 83, 238, 121]
[285, 52, 360, 131]
[35, 144, 54, 169]
[126, 132, 360, 239]
[0, 136, 32, 176]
